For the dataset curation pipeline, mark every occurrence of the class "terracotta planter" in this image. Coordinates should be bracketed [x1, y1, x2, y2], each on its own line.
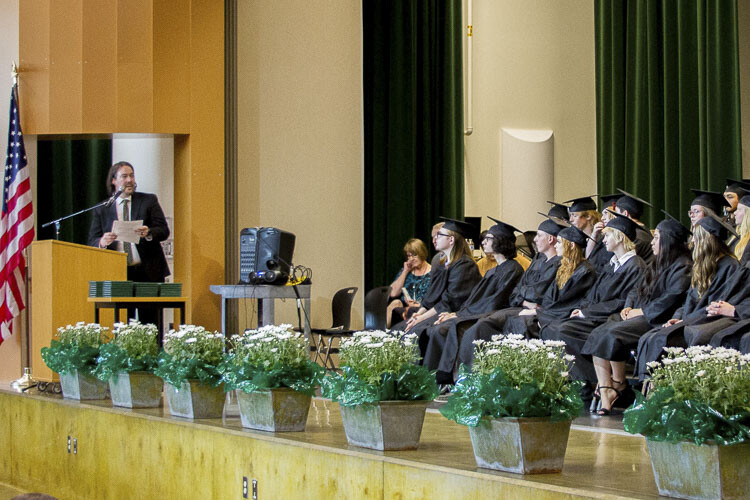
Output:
[339, 400, 429, 451]
[236, 388, 311, 432]
[109, 372, 163, 408]
[647, 439, 750, 499]
[164, 379, 225, 419]
[59, 370, 108, 400]
[468, 417, 572, 474]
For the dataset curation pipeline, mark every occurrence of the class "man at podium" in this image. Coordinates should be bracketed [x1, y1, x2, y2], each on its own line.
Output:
[87, 161, 171, 323]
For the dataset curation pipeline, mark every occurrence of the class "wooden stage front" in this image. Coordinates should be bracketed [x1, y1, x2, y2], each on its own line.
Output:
[0, 386, 661, 499]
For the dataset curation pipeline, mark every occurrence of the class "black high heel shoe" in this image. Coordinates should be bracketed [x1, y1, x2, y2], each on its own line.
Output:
[596, 385, 622, 416]
[611, 379, 636, 409]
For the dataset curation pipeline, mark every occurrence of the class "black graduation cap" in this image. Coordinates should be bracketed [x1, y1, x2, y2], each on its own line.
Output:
[696, 210, 737, 240]
[741, 193, 750, 207]
[439, 217, 476, 240]
[564, 196, 597, 213]
[616, 188, 652, 220]
[557, 225, 591, 248]
[605, 210, 638, 242]
[598, 193, 620, 208]
[546, 201, 570, 220]
[690, 189, 730, 214]
[537, 217, 565, 237]
[656, 210, 691, 242]
[486, 216, 520, 240]
[725, 178, 750, 196]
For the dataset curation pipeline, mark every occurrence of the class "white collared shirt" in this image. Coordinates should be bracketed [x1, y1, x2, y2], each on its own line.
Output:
[117, 197, 142, 265]
[610, 249, 636, 272]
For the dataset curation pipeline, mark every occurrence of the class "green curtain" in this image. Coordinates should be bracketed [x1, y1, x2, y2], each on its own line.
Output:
[596, 0, 742, 228]
[363, 0, 464, 291]
[36, 139, 112, 244]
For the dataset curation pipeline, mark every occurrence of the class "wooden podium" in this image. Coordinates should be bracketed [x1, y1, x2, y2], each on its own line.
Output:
[30, 240, 127, 382]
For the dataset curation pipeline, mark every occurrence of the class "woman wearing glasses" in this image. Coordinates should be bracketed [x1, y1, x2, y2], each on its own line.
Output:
[395, 218, 482, 334]
[386, 239, 432, 327]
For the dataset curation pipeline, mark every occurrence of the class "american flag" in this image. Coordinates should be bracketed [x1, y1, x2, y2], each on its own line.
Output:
[0, 84, 34, 344]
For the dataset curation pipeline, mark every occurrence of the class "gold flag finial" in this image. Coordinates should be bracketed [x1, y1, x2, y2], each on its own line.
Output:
[11, 61, 18, 86]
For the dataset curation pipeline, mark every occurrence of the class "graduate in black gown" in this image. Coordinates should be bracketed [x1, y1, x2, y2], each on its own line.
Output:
[687, 189, 731, 232]
[419, 218, 524, 384]
[613, 189, 654, 265]
[540, 212, 647, 388]
[394, 218, 482, 333]
[504, 225, 597, 339]
[723, 178, 750, 234]
[586, 194, 618, 272]
[448, 216, 565, 373]
[635, 213, 740, 379]
[582, 214, 692, 414]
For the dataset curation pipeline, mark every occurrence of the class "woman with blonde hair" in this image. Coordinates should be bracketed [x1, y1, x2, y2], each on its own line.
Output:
[503, 225, 597, 339]
[635, 213, 740, 379]
[395, 218, 481, 333]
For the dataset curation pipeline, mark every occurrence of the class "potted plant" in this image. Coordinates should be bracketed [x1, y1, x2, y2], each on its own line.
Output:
[154, 325, 226, 419]
[320, 330, 439, 450]
[94, 320, 163, 408]
[41, 322, 110, 400]
[624, 346, 750, 499]
[440, 334, 583, 474]
[221, 324, 324, 432]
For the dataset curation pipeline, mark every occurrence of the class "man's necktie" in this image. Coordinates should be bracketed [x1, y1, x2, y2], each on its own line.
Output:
[122, 199, 133, 265]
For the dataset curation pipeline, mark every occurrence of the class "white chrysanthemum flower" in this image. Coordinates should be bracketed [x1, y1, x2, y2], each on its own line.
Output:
[366, 342, 384, 348]
[695, 370, 706, 377]
[185, 338, 197, 344]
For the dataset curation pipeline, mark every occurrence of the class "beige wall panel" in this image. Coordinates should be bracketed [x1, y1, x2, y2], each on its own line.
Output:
[18, 0, 51, 134]
[116, 0, 154, 132]
[48, 0, 83, 133]
[463, 0, 596, 227]
[153, 0, 191, 133]
[172, 0, 224, 330]
[82, 0, 118, 133]
[237, 0, 364, 329]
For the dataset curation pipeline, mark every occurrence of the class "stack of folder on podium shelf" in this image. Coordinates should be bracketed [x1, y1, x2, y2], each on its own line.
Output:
[159, 283, 183, 297]
[99, 281, 134, 297]
[134, 282, 160, 297]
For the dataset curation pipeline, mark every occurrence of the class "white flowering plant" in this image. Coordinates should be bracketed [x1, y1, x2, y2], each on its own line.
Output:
[154, 325, 225, 387]
[320, 330, 439, 406]
[41, 322, 111, 376]
[220, 324, 324, 395]
[624, 346, 750, 445]
[440, 334, 583, 426]
[94, 321, 160, 381]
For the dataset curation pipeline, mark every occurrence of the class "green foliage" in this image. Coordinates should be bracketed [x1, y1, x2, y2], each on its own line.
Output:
[320, 330, 438, 405]
[321, 364, 439, 406]
[624, 346, 750, 444]
[41, 322, 110, 376]
[439, 335, 583, 426]
[94, 321, 160, 381]
[154, 325, 225, 387]
[220, 324, 324, 395]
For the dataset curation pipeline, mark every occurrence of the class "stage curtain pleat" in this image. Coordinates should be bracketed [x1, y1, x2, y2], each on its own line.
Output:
[595, 0, 742, 228]
[363, 0, 464, 291]
[36, 139, 111, 244]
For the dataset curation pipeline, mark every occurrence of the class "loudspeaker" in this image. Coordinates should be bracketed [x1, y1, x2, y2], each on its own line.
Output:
[239, 227, 295, 285]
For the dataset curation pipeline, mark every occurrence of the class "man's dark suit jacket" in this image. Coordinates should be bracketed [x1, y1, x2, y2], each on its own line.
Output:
[87, 192, 171, 282]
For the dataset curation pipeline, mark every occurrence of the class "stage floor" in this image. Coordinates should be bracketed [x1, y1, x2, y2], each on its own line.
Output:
[1, 385, 661, 499]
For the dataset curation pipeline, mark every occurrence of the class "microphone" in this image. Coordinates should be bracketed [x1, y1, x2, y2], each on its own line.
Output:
[105, 188, 123, 207]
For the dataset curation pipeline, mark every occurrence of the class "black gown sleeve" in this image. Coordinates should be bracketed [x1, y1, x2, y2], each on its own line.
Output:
[538, 262, 597, 323]
[429, 256, 482, 314]
[640, 256, 692, 326]
[580, 257, 646, 321]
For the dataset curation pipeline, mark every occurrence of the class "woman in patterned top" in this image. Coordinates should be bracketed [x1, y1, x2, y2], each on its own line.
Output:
[386, 238, 432, 327]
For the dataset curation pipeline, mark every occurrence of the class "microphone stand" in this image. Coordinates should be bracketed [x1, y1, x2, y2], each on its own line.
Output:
[41, 198, 115, 240]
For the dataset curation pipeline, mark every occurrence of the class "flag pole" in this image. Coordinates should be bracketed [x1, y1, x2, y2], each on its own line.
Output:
[9, 61, 36, 392]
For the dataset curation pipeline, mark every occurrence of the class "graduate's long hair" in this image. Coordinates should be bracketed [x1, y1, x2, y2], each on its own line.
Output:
[441, 230, 473, 267]
[691, 225, 733, 297]
[572, 210, 601, 232]
[489, 233, 517, 260]
[555, 238, 585, 289]
[602, 227, 636, 253]
[733, 205, 750, 260]
[637, 228, 691, 300]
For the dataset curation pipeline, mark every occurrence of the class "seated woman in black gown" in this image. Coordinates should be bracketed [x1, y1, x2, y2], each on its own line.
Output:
[503, 225, 597, 339]
[394, 218, 482, 333]
[418, 217, 524, 384]
[539, 212, 646, 393]
[453, 216, 564, 371]
[635, 214, 740, 379]
[582, 215, 692, 414]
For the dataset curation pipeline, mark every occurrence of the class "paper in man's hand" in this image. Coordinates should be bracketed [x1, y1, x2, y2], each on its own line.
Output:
[111, 220, 144, 243]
